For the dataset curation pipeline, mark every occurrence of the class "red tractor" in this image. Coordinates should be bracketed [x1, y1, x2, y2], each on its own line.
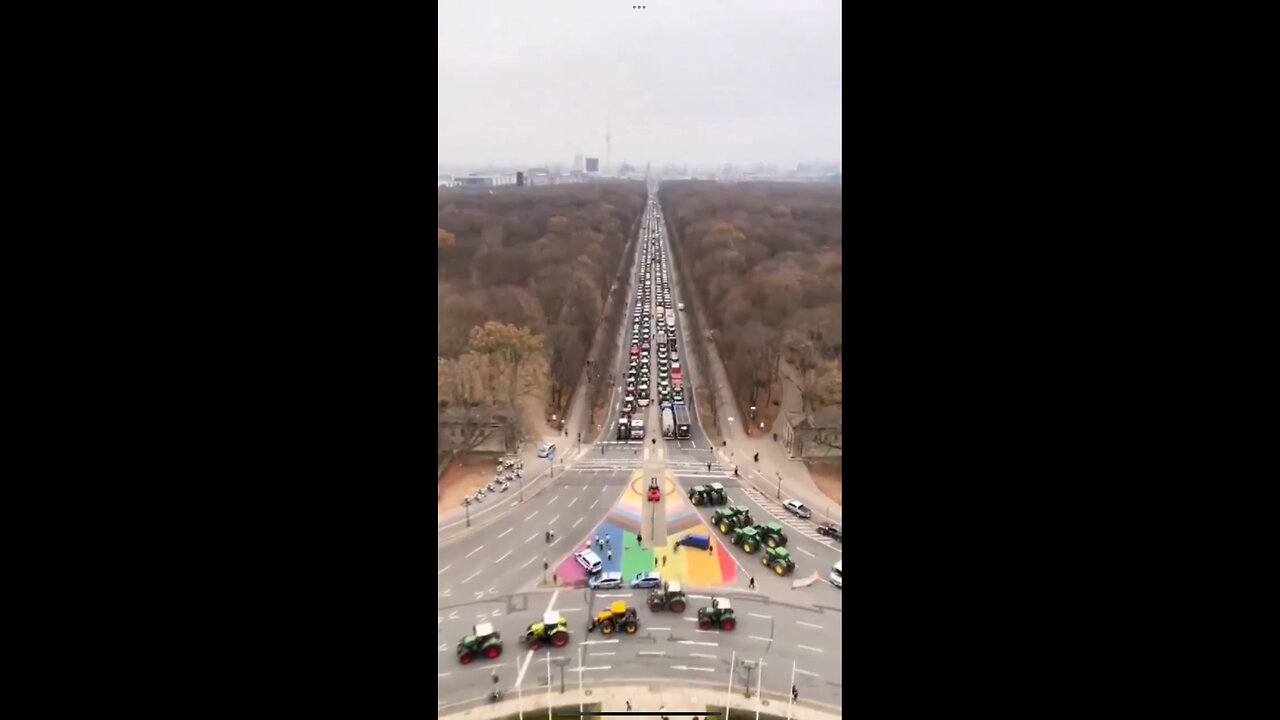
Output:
[648, 477, 661, 502]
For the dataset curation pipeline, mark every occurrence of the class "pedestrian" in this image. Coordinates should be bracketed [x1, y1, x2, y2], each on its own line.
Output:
[708, 543, 713, 555]
[749, 575, 755, 589]
[553, 572, 558, 584]
[707, 461, 712, 471]
[543, 560, 549, 571]
[605, 536, 611, 547]
[773, 432, 777, 442]
[607, 549, 613, 561]
[662, 555, 667, 567]
[637, 532, 643, 545]
[626, 700, 632, 711]
[792, 685, 798, 700]
[655, 556, 659, 568]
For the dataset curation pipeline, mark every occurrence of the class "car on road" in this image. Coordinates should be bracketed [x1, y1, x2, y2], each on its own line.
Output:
[575, 549, 604, 573]
[589, 571, 624, 590]
[631, 572, 662, 589]
[817, 523, 842, 542]
[537, 443, 556, 459]
[783, 499, 813, 519]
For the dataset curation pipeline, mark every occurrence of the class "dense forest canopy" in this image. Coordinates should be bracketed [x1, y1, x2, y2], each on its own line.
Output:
[438, 182, 647, 428]
[659, 181, 842, 417]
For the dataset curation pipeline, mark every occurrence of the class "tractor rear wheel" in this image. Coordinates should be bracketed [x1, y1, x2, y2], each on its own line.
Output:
[722, 619, 736, 631]
[625, 621, 638, 634]
[699, 619, 711, 630]
[774, 562, 787, 575]
[552, 632, 568, 647]
[459, 651, 475, 664]
[767, 538, 777, 548]
[670, 600, 685, 613]
[486, 646, 502, 659]
[719, 523, 729, 534]
[600, 621, 615, 635]
[743, 542, 753, 553]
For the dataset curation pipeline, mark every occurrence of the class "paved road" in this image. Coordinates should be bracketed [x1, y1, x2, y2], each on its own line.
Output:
[438, 470, 630, 599]
[438, 586, 843, 709]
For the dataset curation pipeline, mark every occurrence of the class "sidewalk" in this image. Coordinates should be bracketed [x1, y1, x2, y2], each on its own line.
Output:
[439, 683, 841, 720]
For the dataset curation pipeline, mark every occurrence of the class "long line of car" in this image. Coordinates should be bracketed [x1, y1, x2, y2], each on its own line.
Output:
[617, 200, 686, 441]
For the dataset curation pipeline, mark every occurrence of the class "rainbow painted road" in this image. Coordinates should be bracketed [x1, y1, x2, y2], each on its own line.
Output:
[556, 471, 738, 587]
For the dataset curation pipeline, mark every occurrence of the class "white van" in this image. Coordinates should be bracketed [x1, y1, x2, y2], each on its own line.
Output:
[830, 560, 842, 588]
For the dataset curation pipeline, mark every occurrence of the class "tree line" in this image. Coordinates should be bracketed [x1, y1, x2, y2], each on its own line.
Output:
[658, 181, 842, 423]
[438, 183, 647, 453]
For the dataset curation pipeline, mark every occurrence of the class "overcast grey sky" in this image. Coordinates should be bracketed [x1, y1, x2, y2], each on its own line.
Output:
[438, 0, 841, 169]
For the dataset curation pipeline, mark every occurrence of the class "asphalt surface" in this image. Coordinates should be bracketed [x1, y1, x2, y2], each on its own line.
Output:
[438, 190, 844, 711]
[438, 586, 843, 710]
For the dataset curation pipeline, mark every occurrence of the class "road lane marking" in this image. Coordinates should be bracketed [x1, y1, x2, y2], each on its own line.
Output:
[462, 570, 481, 584]
[647, 627, 671, 631]
[795, 668, 820, 677]
[573, 517, 583, 528]
[550, 514, 561, 526]
[549, 496, 559, 504]
[670, 665, 715, 672]
[568, 497, 578, 508]
[438, 672, 450, 677]
[796, 621, 823, 629]
[689, 652, 717, 659]
[749, 635, 772, 642]
[590, 499, 599, 508]
[526, 533, 539, 543]
[794, 546, 815, 557]
[521, 556, 536, 568]
[694, 629, 718, 634]
[554, 608, 583, 613]
[596, 593, 633, 598]
[571, 666, 612, 672]
[677, 640, 719, 647]
[498, 528, 513, 539]
[526, 511, 539, 522]
[592, 652, 616, 656]
[797, 644, 824, 653]
[687, 594, 711, 599]
[638, 651, 666, 656]
[438, 565, 451, 575]
[682, 617, 699, 622]
[496, 550, 512, 563]
[465, 546, 484, 559]
[749, 613, 772, 619]
[582, 639, 620, 645]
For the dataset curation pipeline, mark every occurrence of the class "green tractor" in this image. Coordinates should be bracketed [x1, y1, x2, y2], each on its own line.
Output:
[730, 526, 761, 553]
[688, 485, 710, 506]
[519, 611, 570, 650]
[646, 581, 688, 613]
[760, 547, 796, 576]
[457, 622, 503, 664]
[754, 521, 788, 548]
[696, 598, 737, 631]
[712, 505, 755, 535]
[706, 482, 728, 505]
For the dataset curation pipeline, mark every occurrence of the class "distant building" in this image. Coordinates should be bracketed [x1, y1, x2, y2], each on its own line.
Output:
[438, 406, 520, 453]
[454, 173, 516, 188]
[437, 174, 454, 187]
[780, 408, 842, 459]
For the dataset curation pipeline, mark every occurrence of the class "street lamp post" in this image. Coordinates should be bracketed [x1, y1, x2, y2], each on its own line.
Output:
[776, 471, 783, 501]
[749, 406, 755, 435]
[742, 659, 756, 699]
[786, 661, 797, 720]
[465, 499, 471, 527]
[578, 645, 584, 713]
[755, 657, 764, 720]
[725, 651, 736, 720]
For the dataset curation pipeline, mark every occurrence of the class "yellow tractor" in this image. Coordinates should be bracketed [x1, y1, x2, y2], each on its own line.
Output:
[588, 601, 639, 635]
